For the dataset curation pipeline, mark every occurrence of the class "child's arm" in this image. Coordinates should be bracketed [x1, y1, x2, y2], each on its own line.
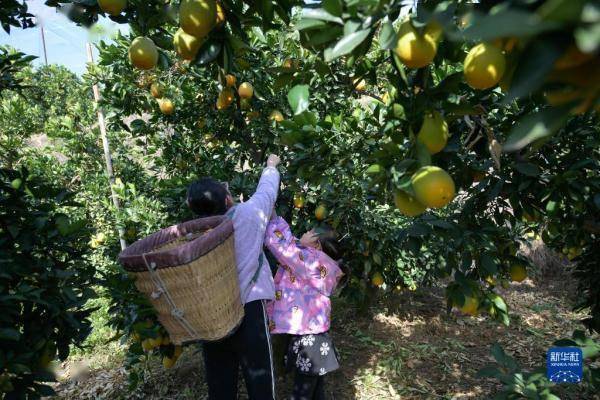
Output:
[311, 252, 344, 296]
[264, 217, 308, 277]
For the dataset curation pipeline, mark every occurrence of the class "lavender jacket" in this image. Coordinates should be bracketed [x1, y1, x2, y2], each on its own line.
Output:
[230, 166, 280, 304]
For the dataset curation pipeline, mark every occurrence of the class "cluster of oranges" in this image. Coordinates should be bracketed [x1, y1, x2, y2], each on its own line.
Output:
[126, 0, 225, 71]
[132, 324, 184, 369]
[385, 18, 526, 218]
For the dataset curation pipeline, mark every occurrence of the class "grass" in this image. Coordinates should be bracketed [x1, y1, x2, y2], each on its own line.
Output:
[52, 267, 597, 399]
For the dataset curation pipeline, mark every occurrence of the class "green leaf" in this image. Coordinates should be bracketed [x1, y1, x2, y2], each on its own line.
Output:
[490, 294, 508, 313]
[480, 253, 498, 275]
[366, 164, 384, 175]
[295, 18, 328, 31]
[477, 365, 501, 378]
[0, 328, 21, 341]
[462, 9, 560, 41]
[322, 0, 343, 17]
[416, 140, 431, 167]
[575, 22, 600, 53]
[491, 343, 507, 364]
[324, 29, 371, 62]
[538, 0, 586, 23]
[301, 8, 343, 25]
[503, 106, 571, 152]
[379, 21, 397, 50]
[287, 85, 310, 115]
[195, 41, 222, 66]
[503, 39, 564, 103]
[513, 162, 540, 177]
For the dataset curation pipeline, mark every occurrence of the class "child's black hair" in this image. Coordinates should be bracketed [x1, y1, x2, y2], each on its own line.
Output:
[187, 178, 228, 217]
[317, 226, 341, 261]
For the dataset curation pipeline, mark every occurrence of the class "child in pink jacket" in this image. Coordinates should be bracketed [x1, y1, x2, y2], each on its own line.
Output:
[265, 216, 344, 400]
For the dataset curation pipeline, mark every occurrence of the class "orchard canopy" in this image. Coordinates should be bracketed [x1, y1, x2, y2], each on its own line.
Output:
[0, 0, 599, 398]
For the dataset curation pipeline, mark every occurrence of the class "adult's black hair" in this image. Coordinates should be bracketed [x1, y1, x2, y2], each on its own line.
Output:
[187, 177, 228, 217]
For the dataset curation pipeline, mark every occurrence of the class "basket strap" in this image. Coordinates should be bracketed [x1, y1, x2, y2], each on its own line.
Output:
[141, 253, 201, 340]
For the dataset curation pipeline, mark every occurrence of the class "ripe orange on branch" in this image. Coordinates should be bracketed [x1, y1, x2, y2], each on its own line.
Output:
[98, 0, 127, 16]
[269, 110, 284, 122]
[150, 83, 164, 99]
[371, 272, 385, 287]
[411, 166, 455, 209]
[459, 296, 479, 316]
[463, 43, 506, 89]
[224, 74, 236, 87]
[315, 204, 328, 221]
[158, 98, 175, 115]
[129, 37, 159, 70]
[394, 20, 438, 69]
[417, 110, 449, 154]
[180, 0, 217, 40]
[216, 88, 234, 110]
[238, 82, 254, 99]
[393, 190, 426, 217]
[173, 28, 204, 61]
[509, 263, 527, 282]
[293, 194, 305, 209]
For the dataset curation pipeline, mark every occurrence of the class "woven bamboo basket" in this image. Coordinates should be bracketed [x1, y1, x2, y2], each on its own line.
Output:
[118, 216, 244, 344]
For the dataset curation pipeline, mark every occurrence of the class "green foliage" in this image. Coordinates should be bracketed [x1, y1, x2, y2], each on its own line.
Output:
[0, 47, 36, 94]
[0, 0, 34, 34]
[479, 330, 600, 399]
[0, 169, 96, 398]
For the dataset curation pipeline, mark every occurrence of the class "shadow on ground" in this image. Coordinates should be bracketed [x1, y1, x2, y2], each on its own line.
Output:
[53, 267, 592, 399]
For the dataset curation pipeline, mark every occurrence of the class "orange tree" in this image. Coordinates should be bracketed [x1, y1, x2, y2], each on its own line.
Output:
[82, 20, 426, 380]
[291, 0, 599, 326]
[2, 0, 598, 391]
[42, 1, 598, 330]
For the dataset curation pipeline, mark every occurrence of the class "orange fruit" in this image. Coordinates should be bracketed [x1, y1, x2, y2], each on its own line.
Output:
[216, 88, 234, 110]
[129, 37, 159, 70]
[459, 296, 479, 316]
[173, 28, 203, 61]
[150, 83, 163, 98]
[224, 74, 236, 87]
[315, 204, 327, 221]
[393, 190, 426, 217]
[509, 264, 527, 282]
[554, 45, 594, 70]
[464, 43, 506, 89]
[238, 82, 254, 99]
[180, 0, 217, 39]
[269, 110, 284, 122]
[417, 110, 449, 154]
[293, 194, 305, 209]
[411, 166, 455, 208]
[98, 0, 127, 16]
[158, 98, 174, 115]
[393, 20, 438, 69]
[371, 272, 384, 287]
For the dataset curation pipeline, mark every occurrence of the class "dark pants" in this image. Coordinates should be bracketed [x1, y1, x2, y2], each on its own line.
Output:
[292, 374, 326, 400]
[202, 300, 275, 400]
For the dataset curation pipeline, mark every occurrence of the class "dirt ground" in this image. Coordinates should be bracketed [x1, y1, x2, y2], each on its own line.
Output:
[51, 263, 597, 400]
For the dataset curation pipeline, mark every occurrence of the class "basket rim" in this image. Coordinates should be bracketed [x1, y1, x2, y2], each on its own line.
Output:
[118, 215, 233, 271]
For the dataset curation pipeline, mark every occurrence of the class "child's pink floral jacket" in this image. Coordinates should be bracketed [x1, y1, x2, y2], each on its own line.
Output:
[264, 216, 343, 335]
